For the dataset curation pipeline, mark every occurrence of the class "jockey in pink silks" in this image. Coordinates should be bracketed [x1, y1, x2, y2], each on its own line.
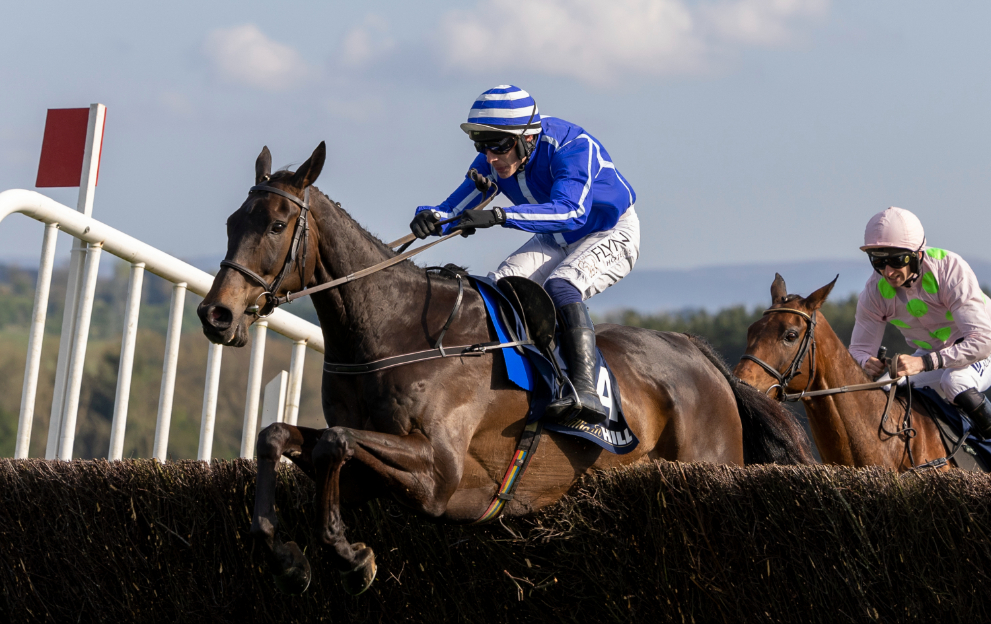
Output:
[849, 207, 991, 438]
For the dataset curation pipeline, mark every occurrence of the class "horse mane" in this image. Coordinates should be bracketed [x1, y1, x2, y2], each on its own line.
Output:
[267, 170, 462, 282]
[686, 333, 816, 465]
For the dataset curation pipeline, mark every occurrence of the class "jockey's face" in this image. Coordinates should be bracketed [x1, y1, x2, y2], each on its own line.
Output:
[484, 135, 534, 179]
[882, 263, 913, 289]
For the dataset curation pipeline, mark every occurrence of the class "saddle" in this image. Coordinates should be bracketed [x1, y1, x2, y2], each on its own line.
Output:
[911, 387, 991, 472]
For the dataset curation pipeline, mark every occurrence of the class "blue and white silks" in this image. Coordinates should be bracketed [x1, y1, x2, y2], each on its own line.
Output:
[417, 116, 637, 246]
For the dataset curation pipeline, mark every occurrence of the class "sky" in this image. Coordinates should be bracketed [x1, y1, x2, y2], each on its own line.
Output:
[1, 0, 988, 278]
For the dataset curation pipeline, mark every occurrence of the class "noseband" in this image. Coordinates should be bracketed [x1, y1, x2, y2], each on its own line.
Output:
[739, 307, 817, 401]
[220, 184, 311, 317]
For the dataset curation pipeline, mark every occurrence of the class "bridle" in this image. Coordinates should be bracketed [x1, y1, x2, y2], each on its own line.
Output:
[739, 307, 817, 401]
[738, 306, 953, 470]
[220, 183, 311, 318]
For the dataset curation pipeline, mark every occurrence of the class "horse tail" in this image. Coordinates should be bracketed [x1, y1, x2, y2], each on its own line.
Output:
[686, 334, 816, 465]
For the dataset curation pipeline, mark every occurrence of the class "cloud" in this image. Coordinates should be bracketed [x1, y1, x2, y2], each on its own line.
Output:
[339, 14, 396, 68]
[437, 0, 829, 85]
[203, 24, 308, 91]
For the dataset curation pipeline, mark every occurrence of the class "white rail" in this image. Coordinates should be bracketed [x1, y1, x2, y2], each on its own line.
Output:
[0, 189, 325, 461]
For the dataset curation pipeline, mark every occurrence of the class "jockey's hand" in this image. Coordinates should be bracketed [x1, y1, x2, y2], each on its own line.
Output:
[456, 207, 507, 238]
[410, 210, 440, 239]
[863, 357, 886, 378]
[893, 354, 925, 378]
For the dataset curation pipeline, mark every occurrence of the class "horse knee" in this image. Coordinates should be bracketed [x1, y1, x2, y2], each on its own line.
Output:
[257, 423, 291, 461]
[314, 427, 354, 466]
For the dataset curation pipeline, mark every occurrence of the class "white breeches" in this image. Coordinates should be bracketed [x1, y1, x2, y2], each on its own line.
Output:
[488, 206, 641, 300]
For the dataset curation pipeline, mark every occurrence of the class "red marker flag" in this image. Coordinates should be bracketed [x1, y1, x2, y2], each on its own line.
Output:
[36, 108, 105, 188]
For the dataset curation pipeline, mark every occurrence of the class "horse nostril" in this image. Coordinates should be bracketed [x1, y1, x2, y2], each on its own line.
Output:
[207, 305, 233, 330]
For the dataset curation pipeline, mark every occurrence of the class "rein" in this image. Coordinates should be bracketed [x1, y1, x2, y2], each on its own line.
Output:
[739, 306, 945, 470]
[228, 182, 499, 313]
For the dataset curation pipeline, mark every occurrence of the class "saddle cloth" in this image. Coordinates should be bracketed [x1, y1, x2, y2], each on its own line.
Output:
[472, 276, 639, 455]
[912, 386, 991, 472]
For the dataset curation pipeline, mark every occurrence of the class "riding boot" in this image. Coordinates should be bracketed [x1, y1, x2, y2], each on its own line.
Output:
[544, 302, 608, 425]
[955, 388, 991, 440]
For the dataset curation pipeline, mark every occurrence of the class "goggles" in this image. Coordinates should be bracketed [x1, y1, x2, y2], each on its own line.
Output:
[474, 136, 517, 155]
[867, 250, 914, 270]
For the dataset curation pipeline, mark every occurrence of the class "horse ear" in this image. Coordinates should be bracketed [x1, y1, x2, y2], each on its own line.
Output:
[255, 146, 272, 184]
[804, 275, 838, 311]
[770, 273, 788, 304]
[292, 141, 326, 189]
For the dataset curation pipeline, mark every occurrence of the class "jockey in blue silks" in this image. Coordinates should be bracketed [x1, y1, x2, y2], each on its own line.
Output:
[410, 85, 641, 425]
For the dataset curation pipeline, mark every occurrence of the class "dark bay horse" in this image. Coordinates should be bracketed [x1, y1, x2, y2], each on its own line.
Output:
[197, 143, 814, 595]
[734, 274, 948, 471]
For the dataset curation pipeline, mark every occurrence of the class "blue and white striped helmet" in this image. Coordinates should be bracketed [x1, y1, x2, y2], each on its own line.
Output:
[460, 85, 541, 137]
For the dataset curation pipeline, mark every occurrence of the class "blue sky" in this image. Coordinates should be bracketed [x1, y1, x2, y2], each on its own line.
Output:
[1, 0, 988, 276]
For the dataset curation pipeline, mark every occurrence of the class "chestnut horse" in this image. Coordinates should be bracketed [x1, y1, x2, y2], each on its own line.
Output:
[198, 143, 814, 595]
[734, 274, 948, 471]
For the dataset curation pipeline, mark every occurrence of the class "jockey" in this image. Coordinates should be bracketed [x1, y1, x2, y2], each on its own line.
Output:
[849, 206, 991, 438]
[410, 85, 640, 425]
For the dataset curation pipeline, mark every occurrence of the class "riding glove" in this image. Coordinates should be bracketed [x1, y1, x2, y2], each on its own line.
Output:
[410, 210, 440, 239]
[457, 207, 507, 238]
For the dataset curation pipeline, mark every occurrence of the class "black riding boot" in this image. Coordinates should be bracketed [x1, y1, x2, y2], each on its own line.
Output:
[544, 302, 608, 425]
[955, 388, 991, 440]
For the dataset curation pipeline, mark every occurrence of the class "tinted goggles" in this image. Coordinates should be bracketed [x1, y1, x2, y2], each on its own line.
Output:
[474, 136, 517, 155]
[868, 251, 914, 270]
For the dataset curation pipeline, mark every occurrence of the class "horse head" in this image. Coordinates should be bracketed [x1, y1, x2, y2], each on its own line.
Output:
[197, 142, 325, 347]
[734, 273, 837, 397]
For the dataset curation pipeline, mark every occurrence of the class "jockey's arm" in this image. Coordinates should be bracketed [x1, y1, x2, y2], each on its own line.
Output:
[414, 155, 498, 234]
[934, 263, 991, 369]
[849, 288, 889, 377]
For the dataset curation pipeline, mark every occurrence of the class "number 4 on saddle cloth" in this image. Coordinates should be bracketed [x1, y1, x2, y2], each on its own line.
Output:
[471, 275, 639, 455]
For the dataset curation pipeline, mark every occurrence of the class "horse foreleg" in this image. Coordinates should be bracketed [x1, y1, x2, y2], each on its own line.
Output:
[312, 426, 454, 595]
[250, 423, 323, 594]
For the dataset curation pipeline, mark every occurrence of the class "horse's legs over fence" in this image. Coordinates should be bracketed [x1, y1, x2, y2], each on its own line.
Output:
[312, 426, 459, 595]
[250, 424, 325, 594]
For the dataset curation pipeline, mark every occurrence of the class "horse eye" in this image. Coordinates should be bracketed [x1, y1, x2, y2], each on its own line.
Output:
[785, 331, 799, 342]
[271, 222, 287, 234]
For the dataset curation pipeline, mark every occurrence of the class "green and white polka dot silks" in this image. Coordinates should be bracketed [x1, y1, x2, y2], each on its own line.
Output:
[849, 248, 991, 370]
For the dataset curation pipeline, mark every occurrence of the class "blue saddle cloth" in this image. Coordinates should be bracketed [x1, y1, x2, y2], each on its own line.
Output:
[913, 386, 991, 469]
[473, 276, 639, 455]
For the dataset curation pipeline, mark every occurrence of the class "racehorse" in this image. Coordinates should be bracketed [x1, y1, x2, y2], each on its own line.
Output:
[197, 143, 814, 595]
[734, 274, 948, 471]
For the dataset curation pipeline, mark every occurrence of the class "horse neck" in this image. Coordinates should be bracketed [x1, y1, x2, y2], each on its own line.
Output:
[308, 192, 426, 361]
[803, 314, 907, 468]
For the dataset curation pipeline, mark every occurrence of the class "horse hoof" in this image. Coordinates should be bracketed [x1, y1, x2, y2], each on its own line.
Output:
[339, 542, 377, 596]
[272, 542, 312, 595]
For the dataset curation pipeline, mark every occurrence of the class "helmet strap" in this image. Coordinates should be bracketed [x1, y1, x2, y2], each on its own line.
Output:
[515, 100, 539, 164]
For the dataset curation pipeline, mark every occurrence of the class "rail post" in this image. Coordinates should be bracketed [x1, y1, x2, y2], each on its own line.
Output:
[15, 222, 59, 458]
[108, 262, 145, 460]
[152, 282, 187, 461]
[55, 242, 104, 460]
[197, 342, 224, 462]
[240, 321, 269, 458]
[285, 339, 307, 426]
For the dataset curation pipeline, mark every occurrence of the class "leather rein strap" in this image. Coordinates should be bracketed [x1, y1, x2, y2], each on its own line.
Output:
[740, 307, 818, 401]
[277, 185, 499, 307]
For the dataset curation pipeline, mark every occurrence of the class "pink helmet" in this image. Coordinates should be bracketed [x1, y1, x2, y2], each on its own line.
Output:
[860, 206, 926, 251]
